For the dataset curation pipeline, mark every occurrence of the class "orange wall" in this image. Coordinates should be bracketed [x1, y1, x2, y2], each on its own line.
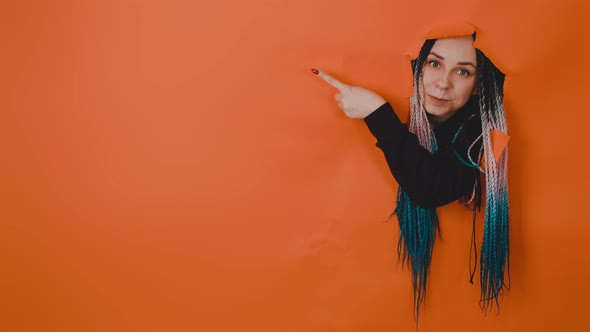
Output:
[2, 0, 589, 331]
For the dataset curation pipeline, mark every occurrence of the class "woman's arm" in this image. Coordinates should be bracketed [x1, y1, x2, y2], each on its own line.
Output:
[311, 69, 479, 207]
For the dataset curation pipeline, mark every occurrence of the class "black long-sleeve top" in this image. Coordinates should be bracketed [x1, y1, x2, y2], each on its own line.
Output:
[364, 97, 482, 209]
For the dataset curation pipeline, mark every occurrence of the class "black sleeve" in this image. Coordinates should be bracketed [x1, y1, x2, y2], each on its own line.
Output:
[364, 102, 478, 209]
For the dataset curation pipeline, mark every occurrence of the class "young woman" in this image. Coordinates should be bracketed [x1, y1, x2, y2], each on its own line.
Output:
[313, 34, 510, 317]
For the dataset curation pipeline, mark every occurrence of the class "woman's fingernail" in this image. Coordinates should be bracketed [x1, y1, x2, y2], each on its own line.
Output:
[311, 68, 319, 75]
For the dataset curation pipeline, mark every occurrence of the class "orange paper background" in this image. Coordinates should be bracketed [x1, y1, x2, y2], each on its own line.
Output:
[2, 0, 589, 331]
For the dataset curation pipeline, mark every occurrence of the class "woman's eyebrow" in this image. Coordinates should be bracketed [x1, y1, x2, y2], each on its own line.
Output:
[429, 52, 444, 59]
[429, 52, 476, 68]
[458, 61, 476, 69]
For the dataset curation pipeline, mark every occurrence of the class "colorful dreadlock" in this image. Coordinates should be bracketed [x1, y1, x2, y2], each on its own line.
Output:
[393, 36, 510, 318]
[474, 48, 510, 312]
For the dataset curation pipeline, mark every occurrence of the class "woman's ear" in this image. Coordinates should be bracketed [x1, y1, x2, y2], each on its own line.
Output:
[472, 85, 479, 95]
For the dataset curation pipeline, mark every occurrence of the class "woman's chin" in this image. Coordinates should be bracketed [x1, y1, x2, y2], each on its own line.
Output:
[425, 107, 455, 124]
[426, 112, 442, 125]
[425, 106, 446, 118]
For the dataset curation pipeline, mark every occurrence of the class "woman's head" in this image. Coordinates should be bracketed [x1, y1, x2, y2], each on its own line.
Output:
[422, 36, 477, 124]
[412, 35, 478, 124]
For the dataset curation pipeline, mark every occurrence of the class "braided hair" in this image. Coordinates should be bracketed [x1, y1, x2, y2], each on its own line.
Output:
[395, 34, 510, 318]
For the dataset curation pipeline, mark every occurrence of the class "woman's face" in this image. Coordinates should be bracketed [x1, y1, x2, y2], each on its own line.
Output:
[422, 36, 477, 124]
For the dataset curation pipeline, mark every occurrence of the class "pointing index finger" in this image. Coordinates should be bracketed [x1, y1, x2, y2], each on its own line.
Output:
[311, 69, 350, 93]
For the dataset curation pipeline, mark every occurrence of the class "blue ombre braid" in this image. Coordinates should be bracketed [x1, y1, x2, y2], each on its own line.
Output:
[475, 49, 510, 312]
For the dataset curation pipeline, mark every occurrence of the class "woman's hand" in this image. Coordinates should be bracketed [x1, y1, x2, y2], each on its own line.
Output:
[312, 69, 386, 119]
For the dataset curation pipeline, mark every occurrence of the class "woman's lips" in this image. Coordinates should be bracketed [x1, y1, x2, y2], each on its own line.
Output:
[428, 95, 450, 106]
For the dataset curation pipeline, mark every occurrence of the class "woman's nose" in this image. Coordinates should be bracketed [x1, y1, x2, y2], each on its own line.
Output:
[435, 72, 451, 89]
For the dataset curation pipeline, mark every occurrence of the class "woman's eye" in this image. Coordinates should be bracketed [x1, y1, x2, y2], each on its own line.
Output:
[429, 61, 440, 68]
[458, 69, 471, 76]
